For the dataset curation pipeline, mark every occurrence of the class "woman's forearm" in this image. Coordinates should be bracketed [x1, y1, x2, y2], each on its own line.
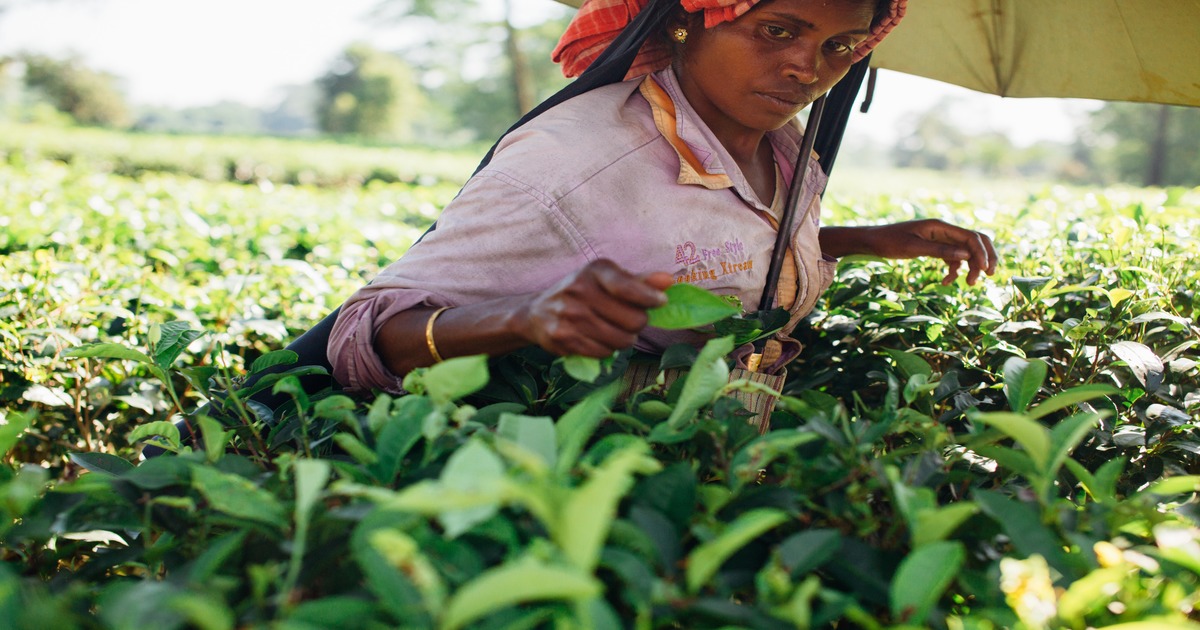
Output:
[374, 295, 534, 377]
[818, 226, 879, 258]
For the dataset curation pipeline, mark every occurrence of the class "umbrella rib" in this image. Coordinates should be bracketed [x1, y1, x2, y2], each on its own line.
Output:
[1110, 0, 1153, 96]
[989, 0, 1008, 96]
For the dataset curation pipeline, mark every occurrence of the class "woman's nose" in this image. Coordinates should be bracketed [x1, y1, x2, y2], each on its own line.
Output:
[782, 43, 821, 84]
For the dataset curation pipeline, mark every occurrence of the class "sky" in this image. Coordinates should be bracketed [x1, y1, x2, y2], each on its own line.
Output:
[0, 0, 1102, 147]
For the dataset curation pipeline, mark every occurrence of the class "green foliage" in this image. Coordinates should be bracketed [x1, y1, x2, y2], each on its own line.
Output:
[0, 121, 478, 188]
[316, 44, 427, 141]
[8, 53, 131, 128]
[1089, 102, 1200, 187]
[2, 138, 1200, 628]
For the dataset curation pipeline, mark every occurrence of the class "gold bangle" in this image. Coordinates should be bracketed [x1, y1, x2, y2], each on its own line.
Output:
[424, 306, 450, 363]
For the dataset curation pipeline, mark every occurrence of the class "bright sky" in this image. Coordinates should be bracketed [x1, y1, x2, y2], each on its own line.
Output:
[0, 0, 1101, 146]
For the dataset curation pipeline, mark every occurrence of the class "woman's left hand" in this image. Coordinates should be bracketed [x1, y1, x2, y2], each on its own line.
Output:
[838, 219, 999, 285]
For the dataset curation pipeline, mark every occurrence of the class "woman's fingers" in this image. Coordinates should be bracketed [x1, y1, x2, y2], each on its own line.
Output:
[526, 259, 669, 355]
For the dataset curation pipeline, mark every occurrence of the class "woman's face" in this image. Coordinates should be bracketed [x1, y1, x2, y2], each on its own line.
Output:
[675, 0, 876, 146]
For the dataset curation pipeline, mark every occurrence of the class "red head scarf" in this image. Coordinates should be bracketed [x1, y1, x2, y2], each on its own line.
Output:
[552, 0, 907, 79]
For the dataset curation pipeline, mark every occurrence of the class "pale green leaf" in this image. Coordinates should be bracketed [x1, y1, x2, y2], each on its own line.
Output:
[562, 355, 602, 383]
[497, 413, 557, 469]
[558, 444, 660, 572]
[647, 284, 740, 330]
[667, 335, 734, 430]
[424, 355, 490, 404]
[968, 411, 1050, 471]
[1027, 384, 1118, 419]
[912, 504, 978, 547]
[1, 411, 33, 457]
[441, 558, 601, 630]
[685, 508, 787, 593]
[438, 439, 506, 537]
[554, 382, 618, 476]
[1138, 476, 1200, 498]
[65, 342, 155, 365]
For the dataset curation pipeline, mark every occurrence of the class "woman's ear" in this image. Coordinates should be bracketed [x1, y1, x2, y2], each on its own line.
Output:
[665, 8, 700, 49]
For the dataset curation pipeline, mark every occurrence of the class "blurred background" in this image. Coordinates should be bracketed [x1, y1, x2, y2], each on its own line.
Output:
[1, 0, 1196, 188]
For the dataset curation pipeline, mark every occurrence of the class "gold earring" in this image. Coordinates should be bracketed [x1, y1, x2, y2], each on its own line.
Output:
[673, 28, 688, 44]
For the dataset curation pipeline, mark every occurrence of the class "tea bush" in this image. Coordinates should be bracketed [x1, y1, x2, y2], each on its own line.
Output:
[1, 141, 1199, 629]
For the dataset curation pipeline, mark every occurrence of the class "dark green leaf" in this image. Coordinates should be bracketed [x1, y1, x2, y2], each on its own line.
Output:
[777, 529, 841, 576]
[69, 452, 134, 477]
[1003, 356, 1047, 413]
[249, 349, 299, 374]
[890, 541, 963, 624]
[1109, 340, 1164, 393]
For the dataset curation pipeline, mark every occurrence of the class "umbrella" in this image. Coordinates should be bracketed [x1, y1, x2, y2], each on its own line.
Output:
[550, 0, 1200, 107]
[869, 0, 1200, 107]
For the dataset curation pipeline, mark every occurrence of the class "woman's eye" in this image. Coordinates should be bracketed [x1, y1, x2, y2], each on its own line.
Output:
[763, 24, 793, 39]
[824, 39, 855, 55]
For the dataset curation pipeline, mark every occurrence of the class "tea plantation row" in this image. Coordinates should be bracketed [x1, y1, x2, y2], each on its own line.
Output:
[1, 147, 1199, 628]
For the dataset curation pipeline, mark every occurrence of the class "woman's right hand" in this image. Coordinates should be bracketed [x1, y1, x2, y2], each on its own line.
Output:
[374, 259, 672, 378]
[517, 259, 673, 358]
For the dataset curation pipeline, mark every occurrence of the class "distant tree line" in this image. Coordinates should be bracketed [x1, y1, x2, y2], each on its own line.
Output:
[0, 0, 1195, 188]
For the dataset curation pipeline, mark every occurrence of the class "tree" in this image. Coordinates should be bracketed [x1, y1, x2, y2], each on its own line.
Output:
[890, 99, 968, 171]
[315, 43, 426, 141]
[1085, 102, 1200, 187]
[14, 53, 131, 128]
[374, 0, 571, 143]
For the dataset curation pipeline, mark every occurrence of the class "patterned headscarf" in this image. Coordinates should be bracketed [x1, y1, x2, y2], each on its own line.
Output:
[552, 0, 907, 79]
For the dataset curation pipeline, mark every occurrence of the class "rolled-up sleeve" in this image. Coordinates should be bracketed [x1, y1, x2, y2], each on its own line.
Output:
[327, 169, 594, 393]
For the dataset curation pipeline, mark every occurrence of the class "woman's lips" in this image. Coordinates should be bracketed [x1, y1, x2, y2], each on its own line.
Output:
[757, 91, 810, 111]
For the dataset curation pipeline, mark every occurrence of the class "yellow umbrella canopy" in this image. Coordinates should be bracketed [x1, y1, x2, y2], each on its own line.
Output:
[549, 0, 1200, 107]
[870, 0, 1200, 106]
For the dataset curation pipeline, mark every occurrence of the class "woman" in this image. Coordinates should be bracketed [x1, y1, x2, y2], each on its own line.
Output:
[327, 0, 997, 394]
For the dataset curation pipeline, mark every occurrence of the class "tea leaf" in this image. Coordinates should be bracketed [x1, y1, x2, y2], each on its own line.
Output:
[1137, 475, 1200, 497]
[69, 452, 134, 477]
[559, 443, 660, 572]
[152, 321, 204, 368]
[497, 413, 556, 469]
[424, 355, 490, 404]
[647, 284, 740, 330]
[890, 541, 963, 623]
[1110, 341, 1164, 393]
[666, 336, 734, 430]
[777, 529, 841, 576]
[882, 348, 933, 380]
[65, 342, 156, 365]
[438, 439, 506, 537]
[912, 503, 978, 547]
[562, 355, 602, 383]
[191, 465, 286, 527]
[554, 382, 618, 476]
[249, 349, 299, 375]
[0, 411, 33, 457]
[129, 421, 182, 450]
[1027, 384, 1118, 419]
[1003, 357, 1047, 413]
[686, 508, 787, 593]
[969, 411, 1050, 471]
[441, 558, 601, 630]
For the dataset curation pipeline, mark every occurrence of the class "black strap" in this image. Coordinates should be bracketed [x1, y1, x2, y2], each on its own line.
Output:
[813, 53, 872, 175]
